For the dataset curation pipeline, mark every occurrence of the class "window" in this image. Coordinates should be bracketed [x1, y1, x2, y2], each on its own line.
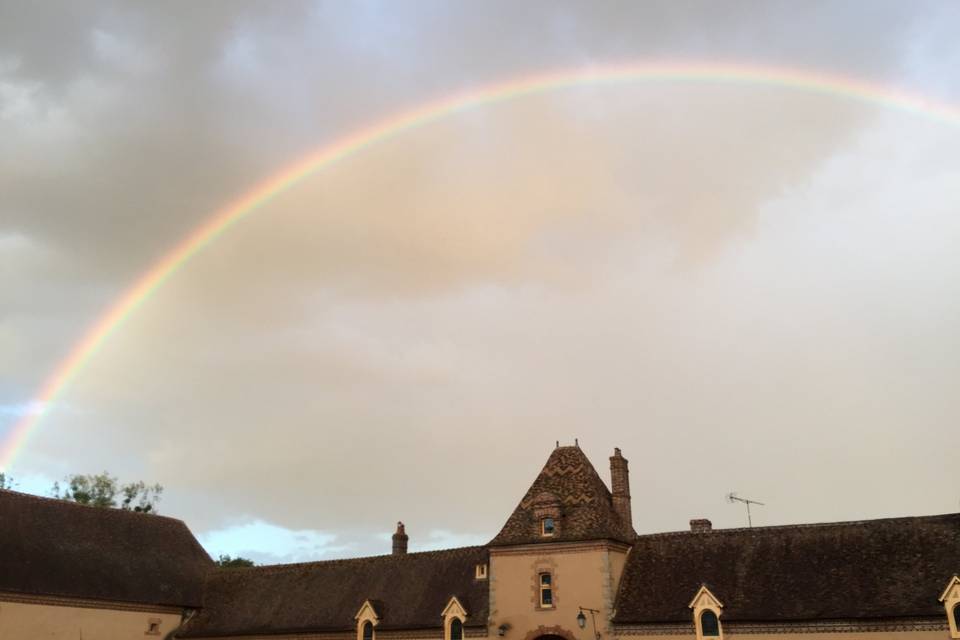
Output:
[700, 610, 720, 637]
[541, 517, 555, 536]
[954, 604, 960, 634]
[363, 621, 374, 640]
[539, 572, 553, 607]
[146, 619, 161, 635]
[475, 563, 487, 579]
[450, 618, 463, 640]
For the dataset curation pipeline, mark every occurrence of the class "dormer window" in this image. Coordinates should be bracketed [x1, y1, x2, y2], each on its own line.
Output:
[442, 596, 468, 640]
[355, 601, 379, 640]
[539, 572, 553, 607]
[689, 585, 723, 640]
[941, 575, 960, 639]
[541, 517, 555, 536]
[475, 563, 488, 579]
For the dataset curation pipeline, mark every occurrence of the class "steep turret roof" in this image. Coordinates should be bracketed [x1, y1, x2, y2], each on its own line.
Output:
[489, 445, 636, 546]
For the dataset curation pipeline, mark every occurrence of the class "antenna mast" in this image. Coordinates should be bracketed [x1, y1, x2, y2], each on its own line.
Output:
[726, 492, 765, 527]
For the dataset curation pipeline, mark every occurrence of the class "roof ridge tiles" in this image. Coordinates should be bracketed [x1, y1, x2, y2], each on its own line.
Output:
[0, 487, 191, 527]
[635, 511, 960, 539]
[215, 545, 489, 575]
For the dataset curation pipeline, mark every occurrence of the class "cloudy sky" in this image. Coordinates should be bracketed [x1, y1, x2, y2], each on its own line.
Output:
[2, 1, 959, 564]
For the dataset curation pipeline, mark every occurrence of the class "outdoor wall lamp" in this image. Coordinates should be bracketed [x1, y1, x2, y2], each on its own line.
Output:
[577, 607, 601, 640]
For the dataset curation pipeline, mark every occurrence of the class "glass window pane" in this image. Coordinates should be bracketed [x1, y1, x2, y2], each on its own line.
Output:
[363, 622, 374, 640]
[953, 604, 960, 631]
[700, 610, 719, 637]
[542, 518, 555, 534]
[540, 573, 551, 585]
[451, 619, 463, 640]
[542, 588, 552, 605]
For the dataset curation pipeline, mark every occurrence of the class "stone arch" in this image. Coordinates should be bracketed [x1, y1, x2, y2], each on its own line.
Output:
[522, 625, 578, 640]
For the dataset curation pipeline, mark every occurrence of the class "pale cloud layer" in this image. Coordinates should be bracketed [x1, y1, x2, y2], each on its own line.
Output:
[2, 1, 959, 560]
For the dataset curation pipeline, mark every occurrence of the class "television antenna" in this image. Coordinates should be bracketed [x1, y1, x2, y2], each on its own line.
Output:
[727, 492, 765, 527]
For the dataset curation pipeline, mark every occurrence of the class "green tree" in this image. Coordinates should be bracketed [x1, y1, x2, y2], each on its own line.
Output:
[0, 472, 16, 490]
[214, 554, 256, 568]
[51, 473, 163, 513]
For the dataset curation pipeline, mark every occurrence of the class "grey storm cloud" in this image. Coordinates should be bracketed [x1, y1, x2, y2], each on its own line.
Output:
[2, 1, 959, 556]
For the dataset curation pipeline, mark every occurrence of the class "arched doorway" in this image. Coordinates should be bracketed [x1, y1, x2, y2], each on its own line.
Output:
[522, 624, 578, 640]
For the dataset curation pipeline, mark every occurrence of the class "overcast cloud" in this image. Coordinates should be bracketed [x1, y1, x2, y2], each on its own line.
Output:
[2, 1, 959, 560]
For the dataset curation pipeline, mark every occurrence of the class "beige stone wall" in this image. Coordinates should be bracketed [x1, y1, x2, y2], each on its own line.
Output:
[0, 596, 184, 639]
[616, 631, 948, 640]
[172, 630, 472, 640]
[489, 542, 630, 640]
[732, 632, 948, 640]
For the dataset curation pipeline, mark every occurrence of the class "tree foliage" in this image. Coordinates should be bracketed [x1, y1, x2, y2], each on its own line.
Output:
[0, 472, 15, 490]
[215, 554, 256, 568]
[51, 472, 163, 513]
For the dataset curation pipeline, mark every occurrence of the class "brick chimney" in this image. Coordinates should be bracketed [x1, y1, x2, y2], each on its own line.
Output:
[609, 448, 632, 529]
[392, 521, 408, 555]
[690, 518, 712, 533]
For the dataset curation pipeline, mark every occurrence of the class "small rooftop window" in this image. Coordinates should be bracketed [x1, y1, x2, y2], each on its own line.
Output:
[450, 618, 463, 640]
[363, 621, 374, 640]
[541, 517, 555, 536]
[475, 563, 487, 579]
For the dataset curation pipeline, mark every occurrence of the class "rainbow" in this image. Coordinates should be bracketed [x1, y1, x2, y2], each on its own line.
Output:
[4, 60, 960, 470]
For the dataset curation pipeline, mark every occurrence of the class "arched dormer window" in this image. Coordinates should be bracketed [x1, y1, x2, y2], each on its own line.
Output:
[700, 610, 720, 636]
[940, 575, 960, 639]
[689, 585, 723, 640]
[442, 596, 468, 640]
[355, 600, 379, 640]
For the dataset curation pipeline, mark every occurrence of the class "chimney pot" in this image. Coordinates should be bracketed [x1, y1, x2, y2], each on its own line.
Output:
[392, 521, 408, 555]
[690, 518, 713, 533]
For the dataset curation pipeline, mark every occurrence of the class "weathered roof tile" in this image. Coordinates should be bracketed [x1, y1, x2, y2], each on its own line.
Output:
[177, 546, 489, 637]
[0, 488, 211, 607]
[613, 513, 960, 623]
[489, 446, 635, 546]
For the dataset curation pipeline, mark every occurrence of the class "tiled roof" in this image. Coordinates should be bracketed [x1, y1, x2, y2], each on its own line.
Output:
[0, 488, 211, 607]
[489, 446, 636, 546]
[177, 546, 489, 638]
[613, 513, 960, 624]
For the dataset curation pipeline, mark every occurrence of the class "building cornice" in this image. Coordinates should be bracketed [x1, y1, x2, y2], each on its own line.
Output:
[182, 629, 488, 640]
[489, 540, 632, 556]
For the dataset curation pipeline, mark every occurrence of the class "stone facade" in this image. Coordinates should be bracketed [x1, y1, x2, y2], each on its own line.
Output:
[3, 444, 959, 640]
